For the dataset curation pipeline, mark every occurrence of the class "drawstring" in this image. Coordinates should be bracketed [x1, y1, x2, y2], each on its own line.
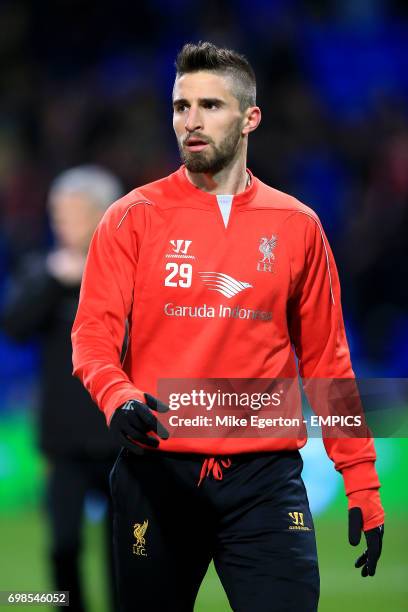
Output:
[198, 457, 232, 486]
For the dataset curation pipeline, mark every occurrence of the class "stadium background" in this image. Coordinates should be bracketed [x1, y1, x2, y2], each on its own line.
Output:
[0, 0, 407, 610]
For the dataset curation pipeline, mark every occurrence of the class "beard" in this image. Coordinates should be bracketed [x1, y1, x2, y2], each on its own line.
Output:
[178, 119, 243, 174]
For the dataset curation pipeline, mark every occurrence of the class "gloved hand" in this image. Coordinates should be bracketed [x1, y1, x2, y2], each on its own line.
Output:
[109, 393, 170, 454]
[348, 507, 384, 576]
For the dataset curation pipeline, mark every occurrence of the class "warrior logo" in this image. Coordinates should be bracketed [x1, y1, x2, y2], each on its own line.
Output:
[288, 511, 312, 532]
[258, 236, 277, 273]
[133, 519, 148, 556]
[166, 240, 195, 260]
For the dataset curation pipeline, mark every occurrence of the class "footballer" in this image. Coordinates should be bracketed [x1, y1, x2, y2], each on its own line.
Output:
[72, 42, 384, 611]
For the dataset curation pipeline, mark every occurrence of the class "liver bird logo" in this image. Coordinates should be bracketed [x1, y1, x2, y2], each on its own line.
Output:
[133, 520, 148, 547]
[259, 236, 277, 264]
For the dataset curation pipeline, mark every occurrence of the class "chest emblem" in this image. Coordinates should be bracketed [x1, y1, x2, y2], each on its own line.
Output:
[166, 239, 195, 260]
[257, 235, 277, 273]
[199, 272, 252, 298]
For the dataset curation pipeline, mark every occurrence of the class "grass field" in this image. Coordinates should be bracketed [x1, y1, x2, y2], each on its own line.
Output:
[0, 510, 406, 611]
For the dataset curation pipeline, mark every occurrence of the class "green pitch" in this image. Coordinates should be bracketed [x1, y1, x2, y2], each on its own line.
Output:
[0, 510, 406, 611]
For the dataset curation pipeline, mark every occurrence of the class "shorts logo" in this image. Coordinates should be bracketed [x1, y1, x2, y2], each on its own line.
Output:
[132, 519, 148, 556]
[288, 512, 312, 531]
[257, 236, 277, 273]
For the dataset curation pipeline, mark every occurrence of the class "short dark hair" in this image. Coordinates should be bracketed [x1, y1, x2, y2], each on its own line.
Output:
[175, 41, 256, 111]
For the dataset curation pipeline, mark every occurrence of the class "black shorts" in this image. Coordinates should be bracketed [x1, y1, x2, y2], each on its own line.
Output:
[110, 448, 319, 612]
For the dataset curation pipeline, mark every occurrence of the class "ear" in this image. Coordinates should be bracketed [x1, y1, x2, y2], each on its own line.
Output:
[242, 106, 261, 135]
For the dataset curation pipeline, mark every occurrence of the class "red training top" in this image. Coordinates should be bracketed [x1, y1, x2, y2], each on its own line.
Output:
[71, 166, 381, 503]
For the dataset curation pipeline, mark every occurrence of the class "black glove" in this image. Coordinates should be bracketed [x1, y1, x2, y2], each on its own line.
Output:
[109, 393, 170, 454]
[348, 507, 384, 577]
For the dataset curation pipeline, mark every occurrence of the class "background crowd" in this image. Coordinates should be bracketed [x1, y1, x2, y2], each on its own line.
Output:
[1, 0, 407, 378]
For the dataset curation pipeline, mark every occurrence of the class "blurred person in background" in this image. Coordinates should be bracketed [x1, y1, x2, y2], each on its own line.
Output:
[0, 166, 123, 612]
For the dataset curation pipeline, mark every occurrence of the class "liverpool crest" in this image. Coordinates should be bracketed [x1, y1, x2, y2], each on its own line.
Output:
[257, 236, 277, 272]
[133, 519, 148, 556]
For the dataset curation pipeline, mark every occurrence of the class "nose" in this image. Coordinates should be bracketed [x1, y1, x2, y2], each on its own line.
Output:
[184, 106, 203, 133]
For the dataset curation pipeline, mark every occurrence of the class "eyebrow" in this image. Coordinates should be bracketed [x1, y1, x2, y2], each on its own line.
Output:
[172, 97, 225, 108]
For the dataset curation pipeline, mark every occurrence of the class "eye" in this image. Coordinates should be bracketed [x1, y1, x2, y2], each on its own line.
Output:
[203, 101, 219, 110]
[174, 104, 188, 113]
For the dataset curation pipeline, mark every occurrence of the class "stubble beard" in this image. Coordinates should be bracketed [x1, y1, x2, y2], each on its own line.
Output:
[178, 119, 243, 174]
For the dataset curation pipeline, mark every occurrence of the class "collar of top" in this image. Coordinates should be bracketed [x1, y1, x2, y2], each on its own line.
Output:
[173, 165, 258, 207]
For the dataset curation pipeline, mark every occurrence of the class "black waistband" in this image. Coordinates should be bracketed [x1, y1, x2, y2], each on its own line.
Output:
[122, 447, 300, 463]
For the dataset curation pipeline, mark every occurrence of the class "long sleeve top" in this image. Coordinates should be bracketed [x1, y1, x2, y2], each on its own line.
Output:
[72, 166, 381, 496]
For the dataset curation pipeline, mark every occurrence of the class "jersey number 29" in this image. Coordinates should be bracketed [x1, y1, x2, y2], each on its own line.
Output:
[165, 263, 192, 288]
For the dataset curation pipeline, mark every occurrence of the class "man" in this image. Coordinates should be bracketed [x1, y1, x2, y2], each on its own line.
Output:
[71, 43, 384, 612]
[1, 166, 123, 612]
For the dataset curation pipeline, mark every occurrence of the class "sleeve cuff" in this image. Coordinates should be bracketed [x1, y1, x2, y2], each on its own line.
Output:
[347, 489, 385, 531]
[341, 460, 381, 496]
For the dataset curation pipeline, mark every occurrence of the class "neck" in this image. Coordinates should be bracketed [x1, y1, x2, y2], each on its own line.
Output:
[185, 153, 249, 195]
